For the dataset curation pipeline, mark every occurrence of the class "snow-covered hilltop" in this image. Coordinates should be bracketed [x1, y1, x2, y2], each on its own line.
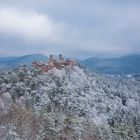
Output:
[0, 65, 140, 140]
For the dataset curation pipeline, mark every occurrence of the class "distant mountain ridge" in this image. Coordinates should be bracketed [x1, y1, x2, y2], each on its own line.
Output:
[0, 56, 18, 63]
[0, 54, 48, 70]
[8, 54, 48, 66]
[83, 54, 140, 75]
[0, 53, 140, 75]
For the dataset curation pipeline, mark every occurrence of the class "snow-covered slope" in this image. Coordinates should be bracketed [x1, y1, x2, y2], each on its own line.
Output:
[0, 66, 140, 139]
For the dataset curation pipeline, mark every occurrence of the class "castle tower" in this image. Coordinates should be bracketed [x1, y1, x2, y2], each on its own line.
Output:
[59, 54, 64, 63]
[48, 54, 54, 64]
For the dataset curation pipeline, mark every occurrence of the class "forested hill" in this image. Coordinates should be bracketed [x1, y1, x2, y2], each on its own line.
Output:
[0, 65, 140, 139]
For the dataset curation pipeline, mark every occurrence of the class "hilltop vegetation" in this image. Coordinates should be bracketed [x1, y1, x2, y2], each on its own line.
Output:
[0, 66, 140, 140]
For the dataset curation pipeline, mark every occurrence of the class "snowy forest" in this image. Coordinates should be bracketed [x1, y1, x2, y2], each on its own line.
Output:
[0, 65, 140, 140]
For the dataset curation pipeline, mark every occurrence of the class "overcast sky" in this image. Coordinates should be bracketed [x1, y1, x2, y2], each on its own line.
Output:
[0, 0, 140, 58]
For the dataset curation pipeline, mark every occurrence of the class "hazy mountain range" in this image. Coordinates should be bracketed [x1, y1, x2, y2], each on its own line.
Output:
[0, 54, 48, 70]
[83, 54, 140, 75]
[0, 54, 140, 75]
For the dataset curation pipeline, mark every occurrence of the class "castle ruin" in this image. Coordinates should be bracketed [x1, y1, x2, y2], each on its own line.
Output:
[32, 54, 75, 73]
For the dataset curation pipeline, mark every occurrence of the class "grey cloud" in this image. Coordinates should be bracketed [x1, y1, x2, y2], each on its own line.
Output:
[0, 0, 140, 58]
